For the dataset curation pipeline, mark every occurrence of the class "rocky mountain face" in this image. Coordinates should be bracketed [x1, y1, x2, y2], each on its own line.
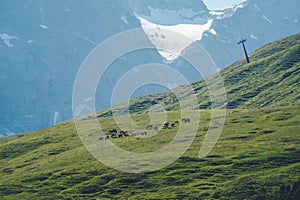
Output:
[0, 0, 142, 135]
[133, 0, 299, 67]
[0, 0, 299, 135]
[129, 0, 209, 25]
[201, 0, 300, 68]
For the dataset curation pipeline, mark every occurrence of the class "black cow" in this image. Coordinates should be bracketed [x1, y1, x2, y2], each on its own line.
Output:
[141, 131, 147, 136]
[121, 130, 129, 136]
[163, 121, 169, 129]
[182, 118, 191, 123]
[109, 129, 117, 134]
[146, 125, 153, 130]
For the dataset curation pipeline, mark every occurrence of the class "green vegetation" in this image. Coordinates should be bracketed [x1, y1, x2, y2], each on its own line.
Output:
[1, 33, 300, 199]
[0, 107, 300, 199]
[0, 134, 22, 144]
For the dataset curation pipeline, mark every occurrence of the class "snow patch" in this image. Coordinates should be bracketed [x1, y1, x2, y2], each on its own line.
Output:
[283, 17, 298, 23]
[209, 11, 229, 19]
[209, 29, 217, 35]
[77, 33, 97, 45]
[53, 111, 59, 125]
[84, 97, 93, 103]
[25, 114, 33, 119]
[121, 15, 129, 24]
[83, 37, 96, 45]
[139, 17, 213, 62]
[5, 128, 14, 135]
[0, 33, 19, 47]
[209, 1, 247, 20]
[235, 3, 246, 11]
[262, 15, 272, 24]
[252, 4, 261, 11]
[40, 24, 48, 29]
[209, 11, 224, 16]
[250, 33, 258, 40]
[140, 7, 208, 25]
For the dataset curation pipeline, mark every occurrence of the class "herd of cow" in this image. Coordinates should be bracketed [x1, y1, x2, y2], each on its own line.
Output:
[99, 117, 191, 141]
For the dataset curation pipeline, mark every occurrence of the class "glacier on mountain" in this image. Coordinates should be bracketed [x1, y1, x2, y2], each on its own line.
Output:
[138, 17, 213, 61]
[141, 7, 208, 25]
[135, 0, 249, 62]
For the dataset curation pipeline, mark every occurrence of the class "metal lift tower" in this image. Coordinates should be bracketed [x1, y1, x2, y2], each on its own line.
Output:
[237, 38, 250, 64]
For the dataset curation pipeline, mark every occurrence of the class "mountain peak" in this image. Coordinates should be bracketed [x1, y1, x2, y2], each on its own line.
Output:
[129, 0, 209, 25]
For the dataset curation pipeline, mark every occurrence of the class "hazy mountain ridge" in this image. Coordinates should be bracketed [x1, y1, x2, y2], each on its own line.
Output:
[0, 0, 142, 135]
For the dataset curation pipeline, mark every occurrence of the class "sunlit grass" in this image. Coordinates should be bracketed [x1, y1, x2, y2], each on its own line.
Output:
[0, 107, 300, 199]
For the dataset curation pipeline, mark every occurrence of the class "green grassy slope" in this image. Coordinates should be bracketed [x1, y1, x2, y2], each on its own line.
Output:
[98, 32, 300, 117]
[0, 134, 21, 144]
[0, 107, 300, 199]
[1, 33, 300, 200]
